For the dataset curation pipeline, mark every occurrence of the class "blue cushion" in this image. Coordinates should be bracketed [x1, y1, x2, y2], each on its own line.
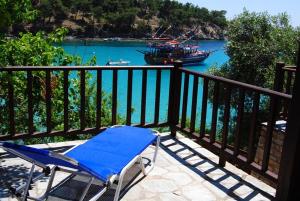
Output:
[1, 142, 80, 170]
[66, 126, 157, 181]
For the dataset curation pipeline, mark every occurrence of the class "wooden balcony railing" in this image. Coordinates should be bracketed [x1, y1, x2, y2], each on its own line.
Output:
[171, 66, 291, 184]
[0, 66, 172, 140]
[0, 59, 298, 200]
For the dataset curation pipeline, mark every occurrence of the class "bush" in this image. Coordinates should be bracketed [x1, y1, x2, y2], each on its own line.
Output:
[210, 10, 299, 88]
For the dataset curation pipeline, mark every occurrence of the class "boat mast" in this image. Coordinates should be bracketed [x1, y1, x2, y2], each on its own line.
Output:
[157, 25, 172, 38]
[152, 25, 163, 38]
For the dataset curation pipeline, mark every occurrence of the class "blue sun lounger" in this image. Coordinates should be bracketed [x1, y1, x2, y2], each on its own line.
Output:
[0, 126, 160, 201]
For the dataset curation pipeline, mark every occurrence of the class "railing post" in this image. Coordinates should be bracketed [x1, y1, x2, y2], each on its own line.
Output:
[276, 42, 300, 200]
[261, 63, 286, 171]
[273, 62, 285, 119]
[168, 61, 182, 137]
[274, 62, 285, 92]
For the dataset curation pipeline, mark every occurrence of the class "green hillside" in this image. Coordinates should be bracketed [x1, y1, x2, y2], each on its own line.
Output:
[10, 0, 227, 39]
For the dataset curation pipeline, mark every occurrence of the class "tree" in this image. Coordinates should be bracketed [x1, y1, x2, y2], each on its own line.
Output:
[0, 28, 75, 66]
[208, 10, 300, 147]
[210, 10, 227, 29]
[2, 0, 227, 38]
[210, 10, 299, 88]
[0, 0, 37, 34]
[0, 1, 117, 144]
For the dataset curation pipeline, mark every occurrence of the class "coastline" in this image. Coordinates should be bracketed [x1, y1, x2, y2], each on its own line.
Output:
[62, 36, 227, 43]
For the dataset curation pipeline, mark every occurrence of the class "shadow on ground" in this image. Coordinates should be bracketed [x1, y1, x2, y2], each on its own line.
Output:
[160, 135, 275, 201]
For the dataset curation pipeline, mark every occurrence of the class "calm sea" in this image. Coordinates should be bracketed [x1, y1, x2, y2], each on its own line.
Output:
[61, 40, 228, 127]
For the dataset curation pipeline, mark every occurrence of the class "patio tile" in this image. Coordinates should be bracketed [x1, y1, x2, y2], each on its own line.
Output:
[181, 185, 217, 201]
[162, 172, 193, 186]
[159, 193, 188, 201]
[140, 178, 178, 193]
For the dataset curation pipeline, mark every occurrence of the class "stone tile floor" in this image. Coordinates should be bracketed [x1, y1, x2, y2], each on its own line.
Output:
[0, 132, 275, 201]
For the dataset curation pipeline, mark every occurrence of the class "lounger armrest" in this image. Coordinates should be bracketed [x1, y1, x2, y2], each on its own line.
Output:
[49, 152, 79, 166]
[152, 129, 160, 136]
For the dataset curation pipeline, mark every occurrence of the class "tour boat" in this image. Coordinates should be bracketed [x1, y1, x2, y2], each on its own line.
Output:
[138, 40, 210, 66]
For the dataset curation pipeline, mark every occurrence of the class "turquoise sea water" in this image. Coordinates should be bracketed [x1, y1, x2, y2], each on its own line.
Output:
[61, 40, 228, 127]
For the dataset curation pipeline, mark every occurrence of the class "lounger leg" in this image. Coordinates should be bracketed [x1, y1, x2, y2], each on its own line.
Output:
[37, 167, 57, 200]
[113, 155, 140, 201]
[21, 163, 35, 201]
[153, 135, 160, 163]
[78, 177, 94, 201]
[114, 135, 160, 201]
[139, 155, 146, 175]
[143, 135, 160, 175]
[89, 186, 107, 201]
[114, 174, 125, 201]
[45, 167, 56, 193]
[10, 172, 45, 199]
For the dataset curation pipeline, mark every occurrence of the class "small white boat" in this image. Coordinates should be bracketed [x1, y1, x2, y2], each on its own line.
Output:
[106, 59, 131, 66]
[104, 37, 121, 41]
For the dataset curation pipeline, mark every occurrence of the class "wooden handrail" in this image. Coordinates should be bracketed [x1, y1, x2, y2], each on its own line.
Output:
[179, 67, 292, 100]
[0, 66, 173, 71]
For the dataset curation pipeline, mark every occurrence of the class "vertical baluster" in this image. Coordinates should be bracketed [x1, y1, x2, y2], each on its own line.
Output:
[112, 69, 118, 125]
[46, 70, 52, 133]
[286, 71, 292, 94]
[290, 72, 295, 93]
[234, 89, 245, 157]
[261, 63, 284, 171]
[210, 81, 220, 143]
[8, 71, 15, 136]
[262, 95, 278, 172]
[181, 73, 189, 128]
[190, 76, 198, 133]
[199, 78, 208, 138]
[221, 85, 232, 148]
[283, 71, 293, 118]
[126, 69, 133, 125]
[27, 70, 33, 134]
[154, 69, 161, 125]
[80, 70, 85, 130]
[140, 69, 147, 125]
[168, 61, 183, 137]
[219, 84, 231, 167]
[96, 70, 102, 129]
[247, 92, 260, 163]
[64, 70, 69, 131]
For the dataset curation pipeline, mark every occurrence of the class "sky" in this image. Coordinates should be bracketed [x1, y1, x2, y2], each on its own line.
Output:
[179, 0, 300, 27]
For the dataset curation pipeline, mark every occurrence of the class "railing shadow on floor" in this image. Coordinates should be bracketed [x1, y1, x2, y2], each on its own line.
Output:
[0, 145, 77, 198]
[0, 155, 50, 198]
[0, 147, 72, 198]
[160, 134, 275, 201]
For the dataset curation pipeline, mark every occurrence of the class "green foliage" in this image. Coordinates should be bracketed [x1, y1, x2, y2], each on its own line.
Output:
[208, 10, 300, 148]
[32, 0, 227, 37]
[0, 0, 127, 145]
[0, 28, 78, 66]
[0, 27, 120, 144]
[158, 1, 227, 28]
[0, 0, 37, 34]
[210, 10, 299, 88]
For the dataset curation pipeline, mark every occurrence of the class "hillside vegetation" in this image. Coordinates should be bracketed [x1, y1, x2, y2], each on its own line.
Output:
[9, 0, 227, 39]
